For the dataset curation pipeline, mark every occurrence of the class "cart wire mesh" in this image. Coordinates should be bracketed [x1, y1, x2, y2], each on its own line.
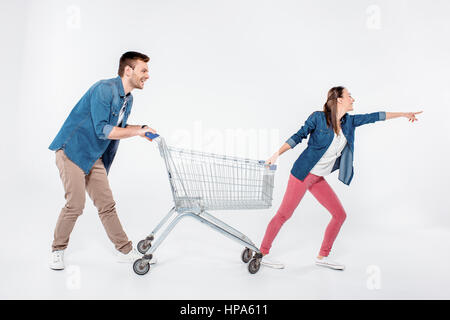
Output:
[156, 137, 276, 212]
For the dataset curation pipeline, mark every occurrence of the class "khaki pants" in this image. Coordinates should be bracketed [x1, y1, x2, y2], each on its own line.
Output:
[52, 150, 132, 254]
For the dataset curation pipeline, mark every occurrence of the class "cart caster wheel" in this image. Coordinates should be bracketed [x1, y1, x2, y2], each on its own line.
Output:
[137, 239, 151, 254]
[146, 235, 154, 241]
[248, 258, 261, 274]
[133, 259, 150, 276]
[241, 248, 253, 263]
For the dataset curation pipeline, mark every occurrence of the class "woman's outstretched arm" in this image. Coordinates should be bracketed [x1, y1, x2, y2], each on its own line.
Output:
[353, 111, 423, 127]
[386, 111, 423, 122]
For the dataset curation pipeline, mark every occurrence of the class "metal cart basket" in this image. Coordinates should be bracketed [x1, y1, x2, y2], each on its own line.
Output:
[133, 135, 276, 275]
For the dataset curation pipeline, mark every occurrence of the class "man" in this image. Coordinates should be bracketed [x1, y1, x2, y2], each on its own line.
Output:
[48, 51, 157, 270]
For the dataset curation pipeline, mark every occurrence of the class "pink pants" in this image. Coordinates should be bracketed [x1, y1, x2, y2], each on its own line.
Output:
[260, 173, 347, 257]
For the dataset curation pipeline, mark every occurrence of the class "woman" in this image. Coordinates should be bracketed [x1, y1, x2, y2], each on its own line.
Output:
[257, 86, 422, 270]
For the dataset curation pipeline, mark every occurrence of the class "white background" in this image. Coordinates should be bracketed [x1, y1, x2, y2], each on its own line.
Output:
[1, 0, 449, 299]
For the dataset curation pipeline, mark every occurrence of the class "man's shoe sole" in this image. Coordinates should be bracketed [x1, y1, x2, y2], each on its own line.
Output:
[49, 266, 65, 270]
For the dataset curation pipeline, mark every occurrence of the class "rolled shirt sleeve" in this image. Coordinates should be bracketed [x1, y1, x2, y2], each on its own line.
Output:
[90, 83, 114, 140]
[352, 111, 386, 127]
[102, 124, 115, 139]
[286, 112, 317, 148]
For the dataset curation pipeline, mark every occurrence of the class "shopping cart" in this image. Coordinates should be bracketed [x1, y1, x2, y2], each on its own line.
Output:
[133, 132, 277, 275]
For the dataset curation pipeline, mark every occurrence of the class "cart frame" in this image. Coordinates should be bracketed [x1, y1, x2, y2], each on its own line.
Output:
[133, 137, 276, 275]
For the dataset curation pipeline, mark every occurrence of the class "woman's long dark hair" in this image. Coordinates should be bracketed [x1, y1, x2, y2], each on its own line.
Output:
[323, 86, 345, 135]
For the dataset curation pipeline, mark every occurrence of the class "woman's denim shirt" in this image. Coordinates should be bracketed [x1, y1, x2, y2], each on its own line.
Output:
[286, 111, 386, 185]
[49, 76, 133, 174]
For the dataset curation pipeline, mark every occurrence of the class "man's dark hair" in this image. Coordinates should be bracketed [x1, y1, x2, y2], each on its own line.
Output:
[118, 51, 150, 77]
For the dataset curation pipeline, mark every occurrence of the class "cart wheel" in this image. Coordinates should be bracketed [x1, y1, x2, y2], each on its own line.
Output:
[248, 258, 261, 274]
[133, 259, 150, 276]
[241, 248, 253, 263]
[137, 239, 151, 254]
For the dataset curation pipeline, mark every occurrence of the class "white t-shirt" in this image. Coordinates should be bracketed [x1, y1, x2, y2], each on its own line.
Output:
[310, 130, 347, 177]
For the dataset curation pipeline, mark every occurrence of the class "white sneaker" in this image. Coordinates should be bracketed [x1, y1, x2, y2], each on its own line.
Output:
[116, 248, 157, 264]
[315, 256, 345, 270]
[49, 250, 65, 270]
[261, 255, 285, 269]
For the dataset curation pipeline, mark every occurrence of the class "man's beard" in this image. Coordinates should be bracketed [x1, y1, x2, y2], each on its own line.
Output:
[132, 77, 145, 89]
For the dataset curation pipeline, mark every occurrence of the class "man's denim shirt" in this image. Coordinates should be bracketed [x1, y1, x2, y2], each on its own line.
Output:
[49, 76, 133, 174]
[286, 111, 386, 186]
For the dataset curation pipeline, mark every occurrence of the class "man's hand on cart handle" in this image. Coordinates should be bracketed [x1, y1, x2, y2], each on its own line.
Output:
[144, 131, 160, 141]
[138, 127, 157, 141]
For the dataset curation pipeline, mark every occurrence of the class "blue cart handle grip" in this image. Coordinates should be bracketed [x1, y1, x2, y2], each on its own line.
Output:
[145, 132, 160, 140]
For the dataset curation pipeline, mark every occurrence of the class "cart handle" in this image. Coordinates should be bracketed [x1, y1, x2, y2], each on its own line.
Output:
[258, 160, 277, 170]
[145, 132, 160, 141]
